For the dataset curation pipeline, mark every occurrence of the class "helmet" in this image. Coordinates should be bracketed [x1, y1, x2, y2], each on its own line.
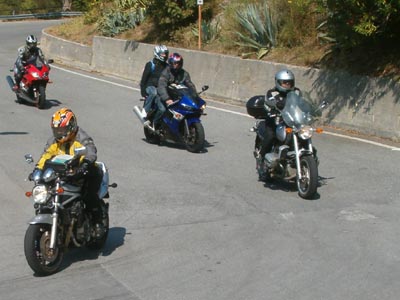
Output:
[51, 108, 78, 143]
[275, 69, 295, 93]
[26, 35, 37, 50]
[154, 44, 169, 63]
[168, 53, 183, 72]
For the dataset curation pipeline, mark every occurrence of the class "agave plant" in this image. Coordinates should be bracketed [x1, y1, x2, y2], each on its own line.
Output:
[235, 1, 277, 59]
[192, 19, 221, 44]
[98, 0, 147, 37]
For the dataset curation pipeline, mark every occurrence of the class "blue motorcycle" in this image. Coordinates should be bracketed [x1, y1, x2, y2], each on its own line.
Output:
[134, 84, 208, 153]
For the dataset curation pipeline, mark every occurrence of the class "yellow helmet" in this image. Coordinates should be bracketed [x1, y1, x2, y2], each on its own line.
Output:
[51, 108, 78, 143]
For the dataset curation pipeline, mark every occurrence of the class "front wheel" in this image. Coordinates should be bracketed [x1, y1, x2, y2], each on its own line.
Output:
[24, 224, 63, 276]
[297, 155, 318, 199]
[184, 122, 205, 153]
[37, 85, 46, 109]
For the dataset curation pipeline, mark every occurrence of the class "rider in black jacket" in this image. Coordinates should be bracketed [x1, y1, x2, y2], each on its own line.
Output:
[258, 69, 302, 181]
[139, 45, 169, 127]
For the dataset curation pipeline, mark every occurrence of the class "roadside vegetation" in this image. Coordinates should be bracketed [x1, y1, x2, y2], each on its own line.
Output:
[3, 0, 400, 79]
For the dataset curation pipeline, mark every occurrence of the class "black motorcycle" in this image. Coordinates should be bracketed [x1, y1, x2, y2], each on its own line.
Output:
[247, 91, 327, 199]
[23, 147, 117, 276]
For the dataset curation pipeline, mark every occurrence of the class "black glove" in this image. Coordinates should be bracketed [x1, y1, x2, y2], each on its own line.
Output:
[67, 162, 89, 180]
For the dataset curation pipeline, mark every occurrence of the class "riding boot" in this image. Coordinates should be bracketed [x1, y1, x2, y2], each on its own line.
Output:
[256, 156, 267, 181]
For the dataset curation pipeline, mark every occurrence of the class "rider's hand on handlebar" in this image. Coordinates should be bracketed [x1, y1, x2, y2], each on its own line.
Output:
[166, 99, 174, 106]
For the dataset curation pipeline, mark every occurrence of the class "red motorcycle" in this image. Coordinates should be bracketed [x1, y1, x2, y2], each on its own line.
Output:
[7, 56, 53, 109]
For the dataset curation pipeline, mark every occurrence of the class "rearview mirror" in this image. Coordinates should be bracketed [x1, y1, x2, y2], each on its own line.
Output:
[25, 154, 34, 164]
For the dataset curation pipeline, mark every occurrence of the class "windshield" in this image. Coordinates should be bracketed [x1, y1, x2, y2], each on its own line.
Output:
[168, 83, 198, 101]
[281, 91, 321, 128]
[26, 54, 45, 69]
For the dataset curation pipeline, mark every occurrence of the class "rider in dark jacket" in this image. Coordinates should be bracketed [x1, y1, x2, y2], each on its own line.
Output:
[157, 52, 197, 107]
[140, 45, 169, 127]
[257, 69, 302, 181]
[13, 35, 47, 91]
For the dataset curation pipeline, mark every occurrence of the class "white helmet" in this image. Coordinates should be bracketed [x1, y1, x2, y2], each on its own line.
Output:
[26, 35, 37, 49]
[153, 44, 169, 63]
[275, 69, 295, 93]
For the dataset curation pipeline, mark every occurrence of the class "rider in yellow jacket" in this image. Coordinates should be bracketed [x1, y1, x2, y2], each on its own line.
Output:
[34, 107, 104, 237]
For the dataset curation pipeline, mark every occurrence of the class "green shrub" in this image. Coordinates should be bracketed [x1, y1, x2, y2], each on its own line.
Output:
[324, 0, 400, 48]
[234, 1, 277, 59]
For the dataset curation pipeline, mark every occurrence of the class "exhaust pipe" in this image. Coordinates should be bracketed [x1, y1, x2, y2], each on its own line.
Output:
[133, 106, 147, 124]
[133, 106, 156, 132]
[6, 75, 15, 91]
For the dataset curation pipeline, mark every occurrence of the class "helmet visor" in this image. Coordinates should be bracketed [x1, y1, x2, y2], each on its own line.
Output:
[52, 127, 69, 141]
[278, 79, 294, 89]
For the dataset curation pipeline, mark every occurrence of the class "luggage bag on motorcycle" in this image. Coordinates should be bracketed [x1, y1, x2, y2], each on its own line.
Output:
[246, 95, 267, 119]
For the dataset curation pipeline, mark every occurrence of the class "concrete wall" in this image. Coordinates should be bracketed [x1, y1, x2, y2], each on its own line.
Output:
[40, 31, 400, 142]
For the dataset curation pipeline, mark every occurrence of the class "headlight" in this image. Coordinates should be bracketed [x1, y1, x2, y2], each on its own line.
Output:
[298, 126, 313, 140]
[32, 185, 48, 204]
[200, 104, 206, 111]
[31, 72, 40, 78]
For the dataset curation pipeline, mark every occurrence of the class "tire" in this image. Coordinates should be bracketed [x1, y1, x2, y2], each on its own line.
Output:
[297, 155, 318, 199]
[37, 85, 46, 109]
[24, 224, 63, 276]
[87, 201, 109, 250]
[144, 126, 160, 144]
[184, 122, 205, 153]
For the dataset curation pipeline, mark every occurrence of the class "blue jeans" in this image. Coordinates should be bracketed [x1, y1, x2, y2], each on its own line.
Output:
[143, 86, 157, 112]
[144, 86, 165, 125]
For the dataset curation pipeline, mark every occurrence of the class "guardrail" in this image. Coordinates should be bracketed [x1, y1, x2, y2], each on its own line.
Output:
[0, 11, 82, 20]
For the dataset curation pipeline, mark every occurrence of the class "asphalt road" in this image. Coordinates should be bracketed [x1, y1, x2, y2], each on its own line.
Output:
[1, 20, 400, 300]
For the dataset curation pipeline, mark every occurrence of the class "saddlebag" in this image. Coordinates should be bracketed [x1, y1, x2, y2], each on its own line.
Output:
[246, 95, 267, 119]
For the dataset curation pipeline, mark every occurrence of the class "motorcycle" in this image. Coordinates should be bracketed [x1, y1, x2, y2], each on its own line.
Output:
[247, 91, 327, 199]
[133, 84, 208, 153]
[6, 55, 53, 109]
[23, 147, 117, 276]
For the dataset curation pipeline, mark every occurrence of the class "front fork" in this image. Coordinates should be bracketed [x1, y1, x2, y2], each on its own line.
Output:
[49, 181, 61, 250]
[293, 135, 314, 181]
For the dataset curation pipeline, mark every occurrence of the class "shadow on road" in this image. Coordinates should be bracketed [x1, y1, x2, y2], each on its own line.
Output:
[57, 226, 126, 273]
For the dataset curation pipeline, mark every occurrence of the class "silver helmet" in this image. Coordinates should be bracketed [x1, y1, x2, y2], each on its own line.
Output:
[275, 69, 295, 93]
[26, 35, 38, 49]
[153, 44, 169, 63]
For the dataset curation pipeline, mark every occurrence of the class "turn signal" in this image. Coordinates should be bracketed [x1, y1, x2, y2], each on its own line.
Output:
[286, 128, 293, 133]
[56, 187, 64, 194]
[25, 191, 32, 197]
[316, 128, 324, 134]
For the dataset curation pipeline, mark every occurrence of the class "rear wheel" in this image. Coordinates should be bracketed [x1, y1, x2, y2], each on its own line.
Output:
[37, 85, 46, 109]
[184, 122, 205, 153]
[24, 224, 63, 276]
[144, 126, 160, 144]
[297, 155, 318, 199]
[87, 201, 109, 250]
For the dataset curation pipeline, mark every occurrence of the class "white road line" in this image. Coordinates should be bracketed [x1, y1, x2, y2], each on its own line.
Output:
[53, 65, 400, 151]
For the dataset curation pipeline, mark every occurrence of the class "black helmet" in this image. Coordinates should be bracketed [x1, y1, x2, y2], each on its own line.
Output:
[275, 69, 295, 93]
[26, 35, 37, 50]
[168, 53, 183, 71]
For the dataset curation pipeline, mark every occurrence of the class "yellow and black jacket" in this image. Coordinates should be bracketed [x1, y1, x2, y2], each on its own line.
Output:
[36, 128, 97, 170]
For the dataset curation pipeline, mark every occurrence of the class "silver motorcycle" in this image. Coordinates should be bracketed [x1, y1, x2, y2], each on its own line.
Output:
[23, 147, 117, 276]
[248, 91, 327, 199]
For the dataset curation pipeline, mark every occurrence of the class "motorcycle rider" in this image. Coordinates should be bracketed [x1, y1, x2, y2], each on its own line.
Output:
[257, 69, 302, 181]
[157, 52, 197, 119]
[32, 108, 105, 237]
[13, 35, 48, 92]
[139, 45, 169, 128]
